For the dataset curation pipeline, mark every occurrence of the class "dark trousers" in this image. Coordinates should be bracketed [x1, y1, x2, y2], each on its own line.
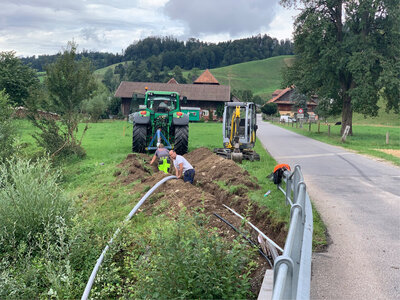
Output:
[183, 169, 195, 184]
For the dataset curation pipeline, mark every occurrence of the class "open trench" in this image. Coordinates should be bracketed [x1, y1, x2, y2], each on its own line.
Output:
[114, 147, 287, 294]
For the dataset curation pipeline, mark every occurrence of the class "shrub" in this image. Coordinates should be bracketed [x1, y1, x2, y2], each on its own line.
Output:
[81, 90, 111, 121]
[32, 119, 86, 158]
[261, 102, 278, 115]
[0, 90, 15, 164]
[0, 157, 73, 254]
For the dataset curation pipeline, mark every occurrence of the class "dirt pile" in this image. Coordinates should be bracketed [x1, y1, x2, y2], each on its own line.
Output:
[115, 148, 287, 294]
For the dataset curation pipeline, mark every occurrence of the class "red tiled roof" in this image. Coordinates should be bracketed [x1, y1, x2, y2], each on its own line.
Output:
[193, 69, 219, 85]
[272, 89, 283, 97]
[167, 78, 179, 84]
[115, 81, 230, 102]
[268, 87, 317, 105]
[267, 87, 292, 103]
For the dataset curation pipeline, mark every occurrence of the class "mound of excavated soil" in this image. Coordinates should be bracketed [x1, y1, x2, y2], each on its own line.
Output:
[115, 148, 287, 295]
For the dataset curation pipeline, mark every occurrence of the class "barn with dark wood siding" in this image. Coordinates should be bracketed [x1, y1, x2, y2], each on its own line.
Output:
[114, 69, 231, 117]
[267, 87, 318, 118]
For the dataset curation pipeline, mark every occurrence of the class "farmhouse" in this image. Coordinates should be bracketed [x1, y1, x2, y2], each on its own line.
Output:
[114, 69, 231, 117]
[268, 87, 318, 118]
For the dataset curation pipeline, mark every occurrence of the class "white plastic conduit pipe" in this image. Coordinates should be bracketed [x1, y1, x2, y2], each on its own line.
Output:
[223, 204, 284, 253]
[81, 175, 177, 300]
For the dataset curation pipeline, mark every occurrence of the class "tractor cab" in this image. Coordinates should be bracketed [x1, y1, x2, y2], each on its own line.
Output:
[146, 92, 179, 115]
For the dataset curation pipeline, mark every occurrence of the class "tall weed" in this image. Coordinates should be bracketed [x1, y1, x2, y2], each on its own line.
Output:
[0, 90, 15, 164]
[92, 214, 256, 299]
[0, 157, 73, 255]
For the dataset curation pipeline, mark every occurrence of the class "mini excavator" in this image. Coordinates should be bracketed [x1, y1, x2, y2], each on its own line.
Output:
[213, 102, 260, 163]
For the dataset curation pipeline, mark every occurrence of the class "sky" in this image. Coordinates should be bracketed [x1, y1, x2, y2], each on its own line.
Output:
[0, 0, 299, 57]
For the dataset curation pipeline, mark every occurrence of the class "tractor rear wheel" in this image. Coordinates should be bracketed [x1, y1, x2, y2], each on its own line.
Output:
[174, 125, 188, 155]
[132, 124, 147, 153]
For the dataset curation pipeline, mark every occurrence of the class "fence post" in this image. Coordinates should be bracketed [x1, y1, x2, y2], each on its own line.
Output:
[318, 121, 320, 133]
[308, 121, 311, 132]
[386, 131, 389, 144]
[328, 125, 331, 136]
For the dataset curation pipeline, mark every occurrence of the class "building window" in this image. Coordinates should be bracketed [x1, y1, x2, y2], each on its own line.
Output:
[201, 110, 209, 117]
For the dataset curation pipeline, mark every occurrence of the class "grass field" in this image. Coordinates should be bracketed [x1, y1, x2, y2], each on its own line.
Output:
[209, 56, 294, 98]
[15, 119, 326, 248]
[275, 120, 400, 166]
[5, 118, 328, 297]
[323, 98, 400, 127]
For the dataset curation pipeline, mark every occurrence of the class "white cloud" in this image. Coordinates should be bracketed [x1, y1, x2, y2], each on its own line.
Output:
[0, 0, 297, 57]
[164, 0, 278, 36]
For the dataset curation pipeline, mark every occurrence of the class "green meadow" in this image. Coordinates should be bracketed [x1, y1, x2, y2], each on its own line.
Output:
[209, 55, 294, 98]
[3, 118, 326, 298]
[16, 119, 325, 246]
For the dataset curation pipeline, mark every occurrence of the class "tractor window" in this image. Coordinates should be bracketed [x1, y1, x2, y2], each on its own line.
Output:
[148, 96, 176, 112]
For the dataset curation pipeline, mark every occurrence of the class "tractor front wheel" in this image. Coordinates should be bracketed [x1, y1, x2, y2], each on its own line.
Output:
[132, 124, 147, 153]
[174, 125, 188, 155]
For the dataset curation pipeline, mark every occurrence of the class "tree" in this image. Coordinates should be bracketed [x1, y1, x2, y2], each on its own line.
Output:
[290, 88, 308, 117]
[0, 51, 39, 106]
[261, 102, 278, 115]
[281, 0, 400, 135]
[233, 89, 254, 102]
[252, 95, 264, 105]
[187, 67, 201, 83]
[102, 67, 118, 92]
[40, 42, 97, 156]
[81, 89, 111, 121]
[0, 90, 15, 164]
[172, 66, 187, 84]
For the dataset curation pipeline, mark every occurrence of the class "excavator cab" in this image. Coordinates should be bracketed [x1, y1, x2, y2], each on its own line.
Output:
[214, 102, 260, 162]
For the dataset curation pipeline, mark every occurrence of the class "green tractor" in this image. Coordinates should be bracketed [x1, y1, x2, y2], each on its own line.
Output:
[129, 91, 189, 154]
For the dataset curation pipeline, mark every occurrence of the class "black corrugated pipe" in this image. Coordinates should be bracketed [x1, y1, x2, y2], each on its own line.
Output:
[213, 213, 273, 267]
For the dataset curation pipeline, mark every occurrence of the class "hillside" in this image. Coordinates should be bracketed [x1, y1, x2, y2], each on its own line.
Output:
[209, 55, 294, 99]
[96, 55, 294, 100]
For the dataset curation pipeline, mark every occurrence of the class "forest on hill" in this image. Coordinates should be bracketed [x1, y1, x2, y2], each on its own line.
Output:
[21, 35, 293, 73]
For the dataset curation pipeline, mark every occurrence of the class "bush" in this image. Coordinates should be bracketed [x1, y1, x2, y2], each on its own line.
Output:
[261, 102, 278, 115]
[0, 90, 15, 164]
[0, 157, 73, 254]
[32, 119, 86, 158]
[81, 90, 111, 121]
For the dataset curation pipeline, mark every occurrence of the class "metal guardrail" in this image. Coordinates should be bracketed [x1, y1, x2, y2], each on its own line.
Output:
[272, 165, 313, 299]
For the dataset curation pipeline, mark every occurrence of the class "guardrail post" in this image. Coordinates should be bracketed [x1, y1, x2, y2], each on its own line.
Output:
[285, 175, 292, 206]
[273, 257, 294, 299]
[296, 182, 306, 223]
[264, 164, 312, 300]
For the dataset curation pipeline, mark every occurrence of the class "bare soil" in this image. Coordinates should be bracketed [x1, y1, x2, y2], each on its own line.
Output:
[375, 149, 400, 158]
[115, 148, 287, 296]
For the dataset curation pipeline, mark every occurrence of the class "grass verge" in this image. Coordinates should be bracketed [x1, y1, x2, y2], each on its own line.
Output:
[188, 122, 326, 249]
[275, 120, 400, 166]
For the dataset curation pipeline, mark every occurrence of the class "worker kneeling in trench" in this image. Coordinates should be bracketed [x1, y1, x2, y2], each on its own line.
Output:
[169, 150, 195, 184]
[150, 143, 171, 174]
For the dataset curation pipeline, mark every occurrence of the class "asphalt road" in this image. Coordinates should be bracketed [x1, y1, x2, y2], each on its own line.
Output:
[256, 117, 400, 300]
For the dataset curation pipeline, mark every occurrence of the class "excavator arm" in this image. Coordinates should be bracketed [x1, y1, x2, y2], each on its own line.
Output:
[227, 106, 241, 149]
